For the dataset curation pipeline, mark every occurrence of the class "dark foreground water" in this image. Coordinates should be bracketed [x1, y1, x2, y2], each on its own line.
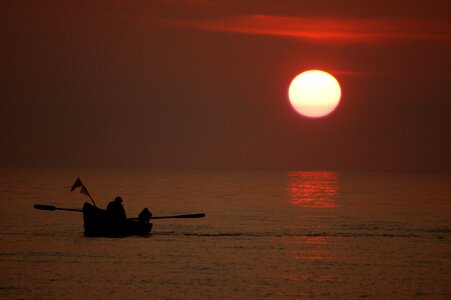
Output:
[0, 168, 450, 299]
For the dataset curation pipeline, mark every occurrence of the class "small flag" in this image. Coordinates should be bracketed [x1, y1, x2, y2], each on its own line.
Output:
[70, 178, 84, 192]
[70, 177, 97, 207]
[80, 186, 92, 198]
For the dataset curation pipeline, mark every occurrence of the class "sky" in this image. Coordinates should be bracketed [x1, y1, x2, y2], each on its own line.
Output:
[1, 0, 450, 170]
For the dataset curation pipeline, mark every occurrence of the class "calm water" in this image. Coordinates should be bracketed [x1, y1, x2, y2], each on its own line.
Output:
[0, 168, 450, 299]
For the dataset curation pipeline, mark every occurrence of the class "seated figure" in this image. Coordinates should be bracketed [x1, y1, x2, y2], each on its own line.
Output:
[106, 196, 127, 223]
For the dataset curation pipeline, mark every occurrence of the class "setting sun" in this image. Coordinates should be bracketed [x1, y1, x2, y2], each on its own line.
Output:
[288, 70, 341, 118]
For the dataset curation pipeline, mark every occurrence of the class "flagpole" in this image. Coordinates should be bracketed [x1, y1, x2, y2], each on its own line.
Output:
[86, 191, 97, 207]
[80, 186, 97, 207]
[89, 195, 96, 207]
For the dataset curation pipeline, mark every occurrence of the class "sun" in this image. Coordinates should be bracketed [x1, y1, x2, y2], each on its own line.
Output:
[288, 70, 341, 118]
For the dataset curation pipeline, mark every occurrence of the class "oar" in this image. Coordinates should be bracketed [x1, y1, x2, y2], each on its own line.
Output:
[34, 204, 82, 212]
[128, 213, 206, 221]
[150, 213, 205, 220]
[34, 204, 205, 219]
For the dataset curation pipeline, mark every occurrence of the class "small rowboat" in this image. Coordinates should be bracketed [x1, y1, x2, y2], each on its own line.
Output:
[82, 203, 152, 237]
[34, 203, 205, 238]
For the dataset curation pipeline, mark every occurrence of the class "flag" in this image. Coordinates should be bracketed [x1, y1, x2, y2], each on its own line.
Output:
[70, 177, 97, 206]
[71, 177, 91, 198]
[70, 177, 84, 192]
[80, 186, 92, 198]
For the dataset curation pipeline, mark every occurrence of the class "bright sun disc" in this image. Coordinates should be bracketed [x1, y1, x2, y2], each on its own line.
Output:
[288, 70, 341, 118]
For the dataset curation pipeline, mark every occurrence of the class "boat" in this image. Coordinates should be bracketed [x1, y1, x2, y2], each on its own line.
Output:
[34, 200, 204, 238]
[82, 202, 152, 237]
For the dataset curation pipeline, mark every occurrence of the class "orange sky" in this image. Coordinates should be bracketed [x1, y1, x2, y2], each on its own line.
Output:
[1, 1, 450, 170]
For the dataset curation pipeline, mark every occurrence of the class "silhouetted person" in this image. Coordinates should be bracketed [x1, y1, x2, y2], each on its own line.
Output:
[107, 196, 126, 223]
[138, 207, 152, 223]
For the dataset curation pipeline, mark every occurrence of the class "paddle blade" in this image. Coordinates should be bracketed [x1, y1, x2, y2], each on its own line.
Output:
[176, 213, 205, 219]
[150, 213, 206, 219]
[34, 204, 56, 211]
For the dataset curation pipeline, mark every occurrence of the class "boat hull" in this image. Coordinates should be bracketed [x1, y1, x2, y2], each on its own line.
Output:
[82, 203, 152, 237]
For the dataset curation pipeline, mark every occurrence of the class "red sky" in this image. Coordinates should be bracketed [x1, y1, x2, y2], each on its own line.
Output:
[1, 0, 450, 170]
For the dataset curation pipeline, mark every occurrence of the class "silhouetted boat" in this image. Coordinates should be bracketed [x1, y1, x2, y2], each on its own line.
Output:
[34, 201, 204, 237]
[82, 203, 152, 237]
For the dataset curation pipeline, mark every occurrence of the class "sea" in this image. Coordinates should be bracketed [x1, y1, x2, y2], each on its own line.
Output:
[0, 168, 450, 299]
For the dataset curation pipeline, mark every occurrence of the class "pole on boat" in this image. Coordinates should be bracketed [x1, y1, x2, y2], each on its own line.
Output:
[34, 204, 205, 219]
[34, 204, 82, 212]
[128, 213, 206, 220]
[150, 213, 206, 219]
[85, 193, 97, 207]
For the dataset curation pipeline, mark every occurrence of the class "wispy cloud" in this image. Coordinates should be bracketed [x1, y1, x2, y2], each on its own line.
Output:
[174, 14, 451, 43]
[330, 70, 388, 77]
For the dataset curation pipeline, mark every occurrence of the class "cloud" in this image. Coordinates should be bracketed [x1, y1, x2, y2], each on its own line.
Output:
[331, 70, 387, 77]
[174, 14, 451, 43]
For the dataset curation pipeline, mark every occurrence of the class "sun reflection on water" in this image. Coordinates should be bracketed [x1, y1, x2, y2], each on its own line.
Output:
[281, 235, 338, 284]
[291, 236, 332, 260]
[288, 171, 338, 208]
[282, 172, 340, 285]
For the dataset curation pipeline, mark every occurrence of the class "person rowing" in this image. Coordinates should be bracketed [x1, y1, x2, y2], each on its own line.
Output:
[107, 196, 126, 224]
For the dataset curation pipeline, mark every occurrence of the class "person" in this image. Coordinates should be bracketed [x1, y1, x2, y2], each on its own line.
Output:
[107, 196, 127, 222]
[138, 207, 152, 223]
